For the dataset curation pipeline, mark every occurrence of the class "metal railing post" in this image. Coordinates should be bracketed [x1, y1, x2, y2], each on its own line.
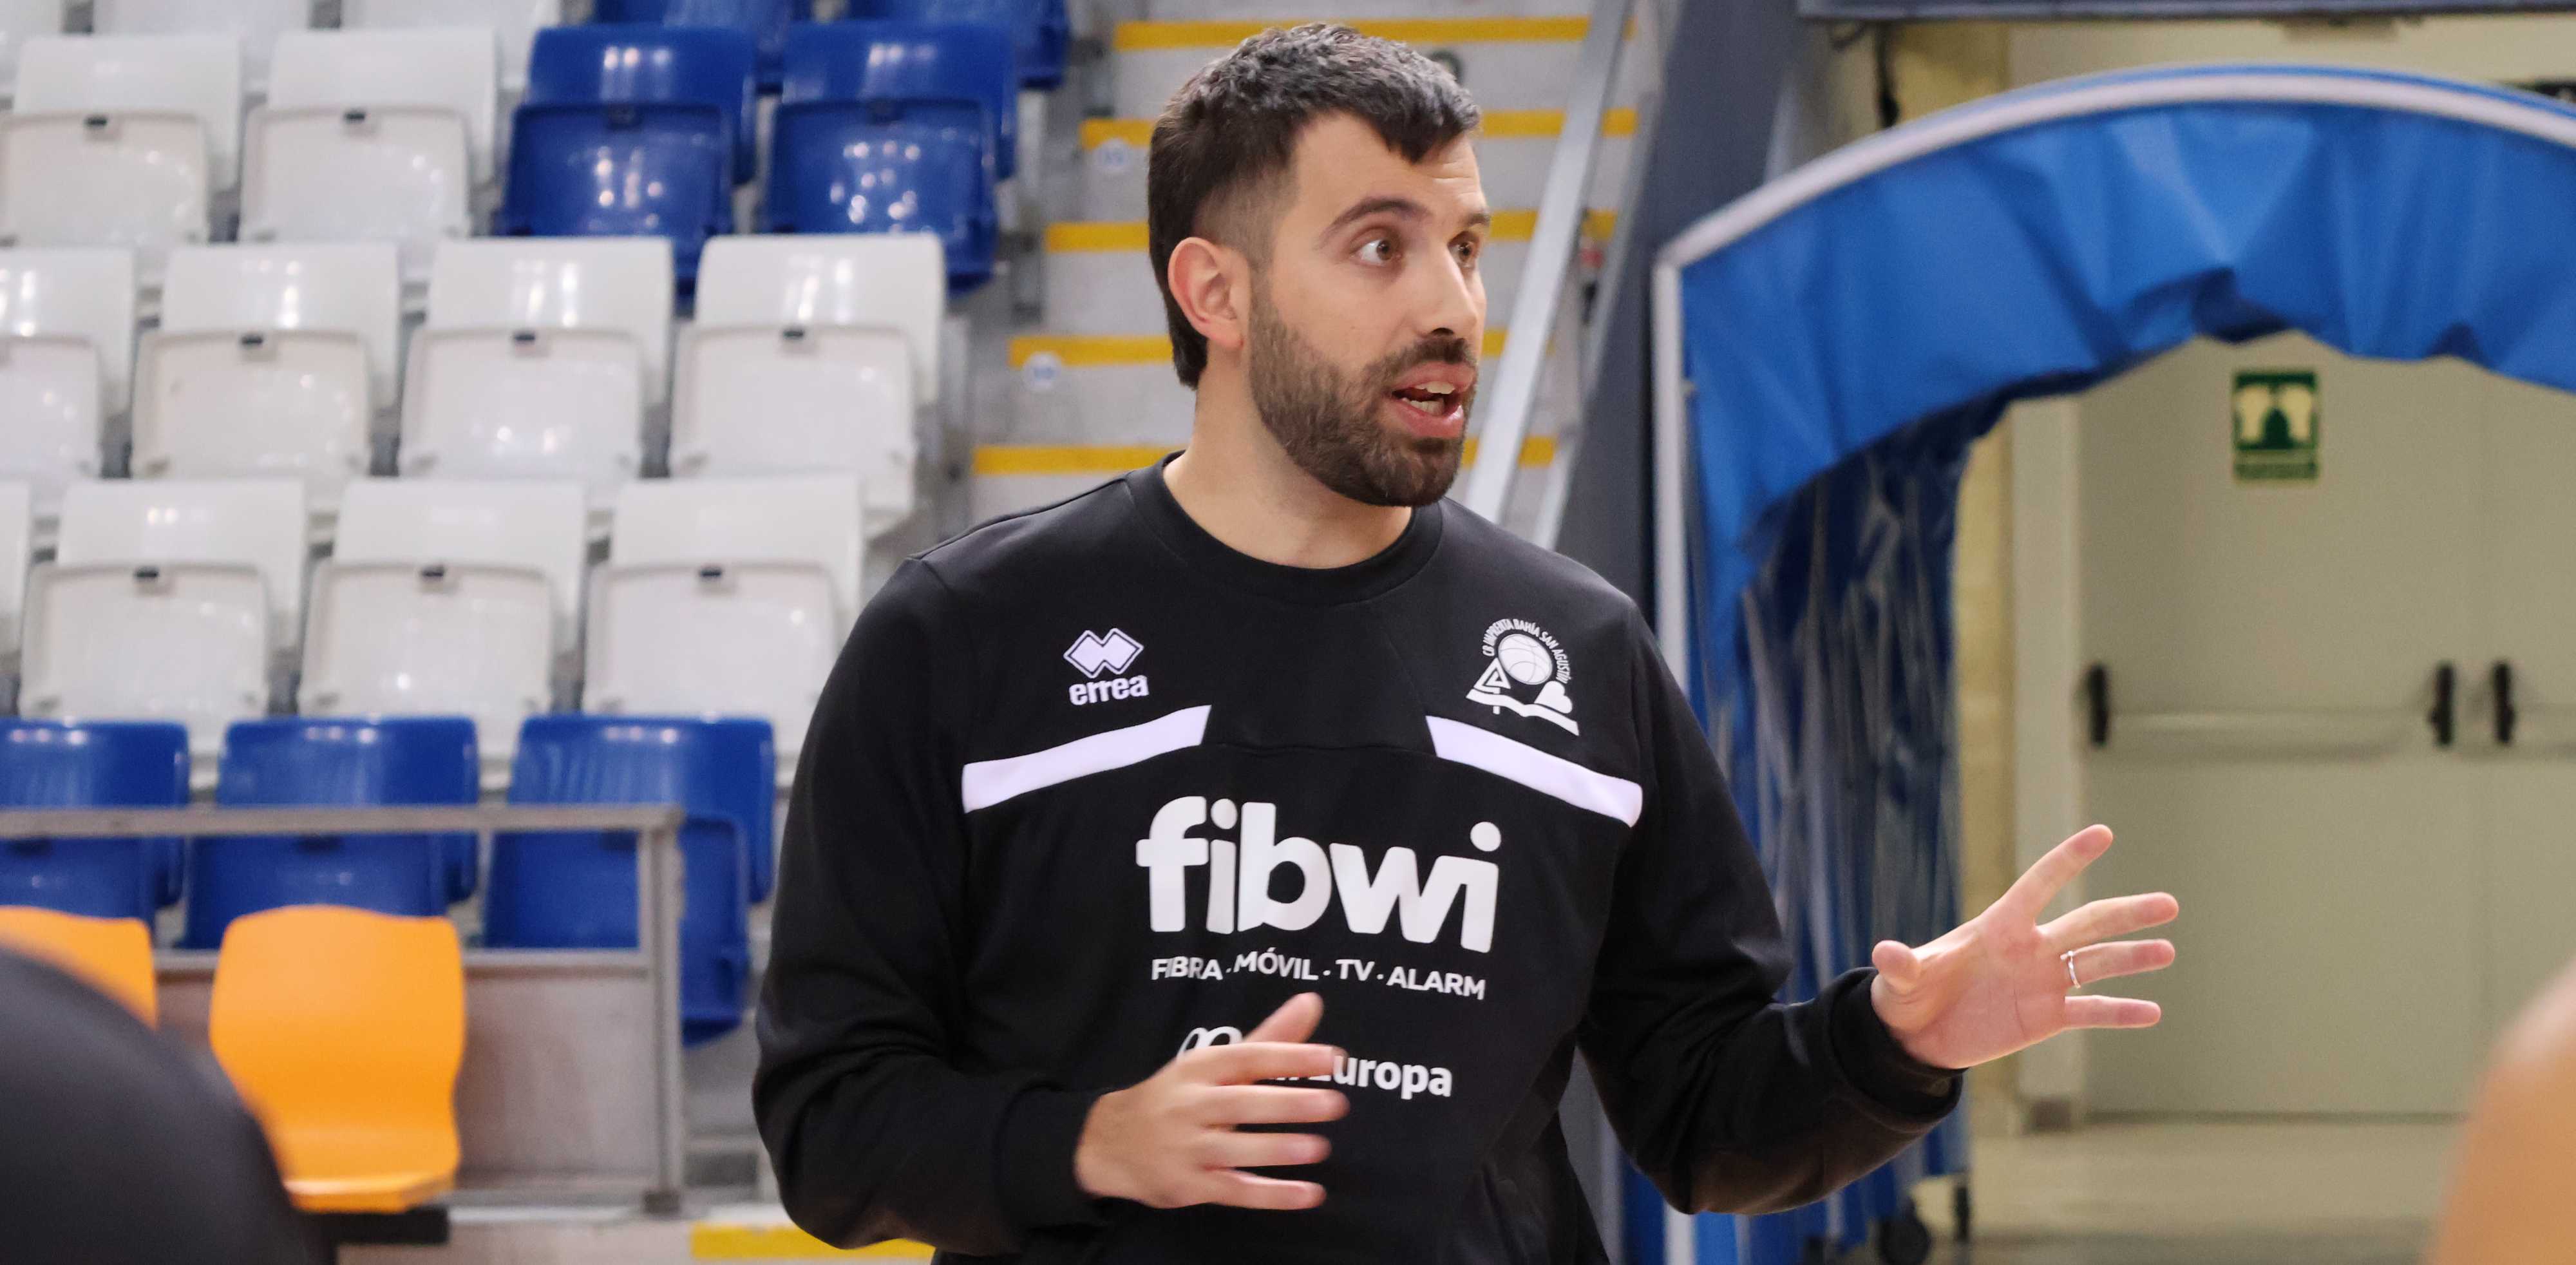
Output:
[641, 813, 688, 1215]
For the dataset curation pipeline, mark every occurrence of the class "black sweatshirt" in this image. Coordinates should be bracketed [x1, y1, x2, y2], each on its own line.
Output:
[755, 461, 1961, 1264]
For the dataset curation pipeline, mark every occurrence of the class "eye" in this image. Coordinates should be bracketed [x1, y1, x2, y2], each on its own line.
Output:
[1452, 238, 1480, 269]
[1356, 235, 1398, 267]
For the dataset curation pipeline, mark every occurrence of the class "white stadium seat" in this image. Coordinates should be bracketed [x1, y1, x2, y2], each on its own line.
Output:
[0, 1, 65, 97]
[680, 236, 939, 538]
[340, 0, 559, 95]
[585, 564, 840, 765]
[54, 478, 309, 654]
[265, 27, 497, 183]
[331, 479, 587, 653]
[133, 243, 401, 509]
[2, 35, 239, 274]
[90, 0, 306, 95]
[20, 561, 269, 758]
[301, 562, 554, 772]
[0, 248, 132, 516]
[402, 240, 672, 509]
[0, 480, 31, 658]
[610, 475, 863, 618]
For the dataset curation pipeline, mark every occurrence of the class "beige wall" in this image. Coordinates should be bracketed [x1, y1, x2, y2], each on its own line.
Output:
[2010, 14, 2576, 88]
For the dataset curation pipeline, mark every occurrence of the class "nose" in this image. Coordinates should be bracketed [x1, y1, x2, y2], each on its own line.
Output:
[1408, 242, 1484, 350]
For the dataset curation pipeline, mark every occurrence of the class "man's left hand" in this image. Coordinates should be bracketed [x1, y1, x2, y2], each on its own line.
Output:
[1868, 824, 2179, 1071]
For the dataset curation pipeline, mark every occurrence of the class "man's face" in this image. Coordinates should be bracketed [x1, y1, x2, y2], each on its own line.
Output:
[1244, 114, 1490, 508]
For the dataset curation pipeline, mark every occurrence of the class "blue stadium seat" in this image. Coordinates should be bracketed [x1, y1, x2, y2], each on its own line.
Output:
[526, 23, 761, 184]
[487, 716, 769, 1043]
[0, 721, 189, 924]
[843, 0, 1068, 90]
[501, 102, 734, 283]
[702, 718, 776, 904]
[592, 0, 813, 90]
[786, 19, 1018, 180]
[182, 718, 482, 951]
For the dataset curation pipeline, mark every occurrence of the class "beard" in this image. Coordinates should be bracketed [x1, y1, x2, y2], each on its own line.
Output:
[1245, 283, 1474, 509]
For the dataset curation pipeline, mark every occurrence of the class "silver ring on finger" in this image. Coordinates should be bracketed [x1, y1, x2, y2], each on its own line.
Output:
[2062, 949, 2082, 991]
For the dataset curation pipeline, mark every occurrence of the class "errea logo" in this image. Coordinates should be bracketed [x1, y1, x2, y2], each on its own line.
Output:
[1065, 629, 1150, 706]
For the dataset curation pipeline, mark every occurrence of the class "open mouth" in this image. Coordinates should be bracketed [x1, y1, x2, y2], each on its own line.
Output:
[1390, 383, 1461, 416]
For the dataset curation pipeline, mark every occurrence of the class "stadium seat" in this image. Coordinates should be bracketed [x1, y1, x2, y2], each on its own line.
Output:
[588, 478, 856, 764]
[55, 478, 308, 651]
[679, 236, 942, 535]
[305, 481, 586, 772]
[182, 717, 479, 951]
[0, 719, 187, 923]
[768, 43, 996, 290]
[341, 0, 559, 95]
[843, 0, 1066, 90]
[786, 19, 1016, 182]
[0, 248, 130, 516]
[489, 714, 765, 1041]
[134, 243, 401, 511]
[209, 905, 464, 1213]
[403, 239, 672, 509]
[3, 36, 242, 274]
[501, 100, 732, 284]
[0, 1, 66, 97]
[592, 0, 807, 90]
[524, 23, 757, 183]
[90, 0, 306, 94]
[0, 905, 156, 1022]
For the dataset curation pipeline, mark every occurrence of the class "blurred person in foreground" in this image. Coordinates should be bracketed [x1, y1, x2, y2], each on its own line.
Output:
[0, 947, 310, 1264]
[757, 23, 2183, 1263]
[2432, 957, 2576, 1264]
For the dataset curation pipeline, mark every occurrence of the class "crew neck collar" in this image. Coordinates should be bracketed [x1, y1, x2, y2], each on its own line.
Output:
[1126, 455, 1444, 605]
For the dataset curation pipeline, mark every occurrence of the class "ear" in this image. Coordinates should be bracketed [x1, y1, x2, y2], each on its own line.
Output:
[1167, 235, 1249, 363]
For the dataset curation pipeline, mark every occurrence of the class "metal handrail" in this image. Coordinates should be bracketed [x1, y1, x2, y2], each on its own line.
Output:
[0, 803, 693, 1214]
[1459, 0, 1636, 525]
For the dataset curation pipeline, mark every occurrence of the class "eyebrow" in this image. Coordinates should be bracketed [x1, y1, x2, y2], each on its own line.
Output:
[1321, 196, 1493, 240]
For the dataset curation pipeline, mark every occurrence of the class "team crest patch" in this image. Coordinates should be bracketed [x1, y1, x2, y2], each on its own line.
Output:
[1467, 618, 1577, 736]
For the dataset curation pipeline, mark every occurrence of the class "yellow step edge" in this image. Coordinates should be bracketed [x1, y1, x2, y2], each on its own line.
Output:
[974, 435, 1557, 478]
[1012, 329, 1510, 368]
[691, 1223, 932, 1259]
[1114, 17, 1589, 50]
[1045, 212, 1616, 254]
[1079, 108, 1634, 150]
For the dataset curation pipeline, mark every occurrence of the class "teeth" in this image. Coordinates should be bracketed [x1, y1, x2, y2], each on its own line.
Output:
[1419, 383, 1455, 395]
[1400, 396, 1445, 415]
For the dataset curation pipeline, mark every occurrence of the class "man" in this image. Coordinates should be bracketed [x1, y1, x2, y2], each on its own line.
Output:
[757, 24, 2181, 1263]
[0, 948, 312, 1264]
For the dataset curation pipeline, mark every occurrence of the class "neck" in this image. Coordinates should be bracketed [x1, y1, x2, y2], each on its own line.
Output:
[1164, 368, 1413, 569]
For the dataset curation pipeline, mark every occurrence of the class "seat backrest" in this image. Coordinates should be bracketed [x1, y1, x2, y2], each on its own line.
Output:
[160, 243, 402, 408]
[592, 0, 799, 81]
[498, 102, 732, 283]
[90, 0, 303, 93]
[0, 247, 135, 414]
[843, 0, 1064, 90]
[611, 475, 861, 616]
[0, 718, 191, 808]
[585, 565, 838, 759]
[339, 0, 558, 94]
[524, 23, 755, 180]
[782, 19, 1014, 180]
[207, 905, 463, 1210]
[15, 34, 244, 182]
[694, 234, 944, 404]
[426, 237, 674, 405]
[0, 1, 65, 96]
[765, 100, 994, 288]
[56, 479, 308, 644]
[218, 716, 478, 808]
[334, 479, 587, 638]
[20, 564, 271, 757]
[266, 27, 498, 185]
[0, 906, 156, 1023]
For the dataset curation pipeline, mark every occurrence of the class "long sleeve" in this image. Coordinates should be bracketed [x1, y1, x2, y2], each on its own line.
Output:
[1577, 612, 1962, 1217]
[753, 559, 1106, 1254]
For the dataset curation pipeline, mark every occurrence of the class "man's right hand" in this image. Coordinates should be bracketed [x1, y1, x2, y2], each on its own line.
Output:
[1073, 992, 1349, 1210]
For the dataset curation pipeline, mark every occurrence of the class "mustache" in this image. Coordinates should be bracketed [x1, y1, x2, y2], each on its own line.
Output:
[1370, 334, 1478, 390]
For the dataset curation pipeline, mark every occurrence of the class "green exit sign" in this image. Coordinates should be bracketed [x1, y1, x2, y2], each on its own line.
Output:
[2231, 368, 2320, 483]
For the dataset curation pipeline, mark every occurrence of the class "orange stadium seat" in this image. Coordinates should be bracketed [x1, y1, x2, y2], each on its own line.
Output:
[209, 905, 465, 1213]
[0, 904, 157, 1024]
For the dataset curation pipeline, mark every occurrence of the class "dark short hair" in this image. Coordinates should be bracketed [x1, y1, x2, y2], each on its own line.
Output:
[1146, 24, 1481, 388]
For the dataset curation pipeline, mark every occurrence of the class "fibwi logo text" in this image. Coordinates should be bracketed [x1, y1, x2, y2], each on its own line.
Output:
[1133, 795, 1501, 953]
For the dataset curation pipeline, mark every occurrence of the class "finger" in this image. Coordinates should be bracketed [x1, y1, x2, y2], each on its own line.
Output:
[1245, 992, 1323, 1044]
[1999, 824, 2114, 920]
[1197, 1085, 1350, 1126]
[1197, 1171, 1326, 1212]
[1188, 1040, 1343, 1085]
[2066, 939, 2175, 988]
[2043, 892, 2179, 952]
[2063, 995, 2162, 1029]
[1871, 940, 1922, 991]
[1198, 1130, 1331, 1170]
